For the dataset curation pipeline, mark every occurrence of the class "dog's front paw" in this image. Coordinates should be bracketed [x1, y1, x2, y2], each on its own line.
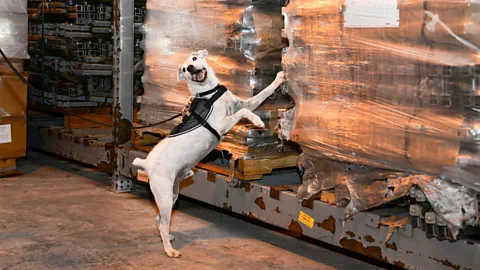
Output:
[252, 117, 265, 129]
[165, 248, 182, 258]
[274, 71, 285, 85]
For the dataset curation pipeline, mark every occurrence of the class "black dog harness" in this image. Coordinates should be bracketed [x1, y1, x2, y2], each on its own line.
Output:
[169, 85, 227, 141]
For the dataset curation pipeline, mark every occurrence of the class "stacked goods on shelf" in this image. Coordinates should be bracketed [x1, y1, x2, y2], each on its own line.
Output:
[280, 0, 480, 237]
[26, 0, 146, 109]
[27, 0, 114, 107]
[134, 1, 146, 97]
[0, 0, 29, 175]
[139, 0, 297, 168]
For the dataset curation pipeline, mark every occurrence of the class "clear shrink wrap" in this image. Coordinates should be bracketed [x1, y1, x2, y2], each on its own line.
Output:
[281, 0, 480, 191]
[139, 0, 293, 159]
[298, 153, 478, 239]
[0, 0, 29, 60]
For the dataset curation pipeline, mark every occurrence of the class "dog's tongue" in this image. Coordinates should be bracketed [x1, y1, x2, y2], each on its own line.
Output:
[194, 70, 205, 81]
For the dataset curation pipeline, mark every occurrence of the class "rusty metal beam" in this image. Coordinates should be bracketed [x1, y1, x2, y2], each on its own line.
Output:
[111, 0, 135, 192]
[112, 0, 134, 127]
[181, 171, 480, 270]
[116, 146, 480, 270]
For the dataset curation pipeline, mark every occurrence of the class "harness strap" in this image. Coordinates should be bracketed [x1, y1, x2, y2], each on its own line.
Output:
[175, 84, 227, 141]
[191, 84, 227, 141]
[204, 85, 227, 108]
[191, 111, 221, 141]
[198, 86, 219, 97]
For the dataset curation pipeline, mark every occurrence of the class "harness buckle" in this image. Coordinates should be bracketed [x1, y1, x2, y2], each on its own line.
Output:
[182, 96, 195, 118]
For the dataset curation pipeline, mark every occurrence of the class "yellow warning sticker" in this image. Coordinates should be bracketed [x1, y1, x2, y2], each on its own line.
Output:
[298, 211, 314, 229]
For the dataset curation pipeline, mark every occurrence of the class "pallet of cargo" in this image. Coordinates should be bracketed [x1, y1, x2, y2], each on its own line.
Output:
[133, 135, 300, 181]
[27, 114, 114, 169]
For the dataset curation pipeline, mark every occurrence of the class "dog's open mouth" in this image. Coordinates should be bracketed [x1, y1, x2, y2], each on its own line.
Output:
[191, 68, 207, 83]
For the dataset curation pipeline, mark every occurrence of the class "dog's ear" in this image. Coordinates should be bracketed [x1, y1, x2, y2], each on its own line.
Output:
[200, 49, 209, 59]
[177, 64, 185, 82]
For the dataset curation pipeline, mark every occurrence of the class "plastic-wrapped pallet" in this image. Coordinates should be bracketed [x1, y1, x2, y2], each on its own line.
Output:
[280, 0, 480, 191]
[139, 0, 294, 159]
[0, 0, 29, 72]
[0, 0, 28, 59]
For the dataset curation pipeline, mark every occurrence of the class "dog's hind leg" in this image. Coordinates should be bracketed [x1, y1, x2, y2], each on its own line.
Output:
[169, 169, 194, 239]
[172, 169, 193, 206]
[150, 175, 181, 258]
[156, 214, 175, 242]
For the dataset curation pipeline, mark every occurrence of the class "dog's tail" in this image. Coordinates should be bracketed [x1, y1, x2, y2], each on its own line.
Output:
[132, 158, 148, 169]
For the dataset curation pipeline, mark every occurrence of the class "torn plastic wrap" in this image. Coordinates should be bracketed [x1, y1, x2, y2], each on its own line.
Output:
[139, 0, 294, 160]
[417, 178, 478, 238]
[297, 153, 426, 213]
[280, 0, 480, 192]
[299, 153, 478, 239]
[0, 0, 29, 60]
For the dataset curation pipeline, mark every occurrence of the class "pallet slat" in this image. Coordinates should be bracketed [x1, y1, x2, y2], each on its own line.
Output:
[196, 161, 263, 181]
[0, 159, 22, 178]
[238, 155, 299, 176]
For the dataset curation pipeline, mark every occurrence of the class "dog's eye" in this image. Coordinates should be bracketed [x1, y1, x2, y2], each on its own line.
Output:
[182, 67, 186, 72]
[192, 57, 197, 61]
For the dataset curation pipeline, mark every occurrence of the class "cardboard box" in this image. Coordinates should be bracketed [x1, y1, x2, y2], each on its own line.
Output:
[0, 60, 24, 74]
[0, 116, 26, 159]
[0, 159, 16, 174]
[0, 75, 28, 117]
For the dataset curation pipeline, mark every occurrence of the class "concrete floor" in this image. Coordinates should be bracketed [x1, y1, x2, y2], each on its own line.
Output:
[0, 151, 382, 270]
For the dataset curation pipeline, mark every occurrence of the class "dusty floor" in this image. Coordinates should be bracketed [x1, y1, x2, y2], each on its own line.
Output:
[0, 151, 382, 270]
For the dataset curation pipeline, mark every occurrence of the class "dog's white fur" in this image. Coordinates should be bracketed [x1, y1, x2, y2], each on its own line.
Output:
[132, 49, 285, 258]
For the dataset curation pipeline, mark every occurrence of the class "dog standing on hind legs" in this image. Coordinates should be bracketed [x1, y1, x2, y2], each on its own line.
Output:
[132, 49, 285, 258]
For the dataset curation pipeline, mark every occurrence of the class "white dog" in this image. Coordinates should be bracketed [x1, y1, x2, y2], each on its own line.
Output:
[133, 49, 285, 258]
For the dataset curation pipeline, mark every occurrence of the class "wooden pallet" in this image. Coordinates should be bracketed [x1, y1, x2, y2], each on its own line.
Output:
[0, 159, 23, 178]
[196, 154, 299, 180]
[133, 136, 300, 181]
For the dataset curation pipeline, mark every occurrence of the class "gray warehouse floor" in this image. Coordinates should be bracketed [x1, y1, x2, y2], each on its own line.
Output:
[0, 151, 382, 270]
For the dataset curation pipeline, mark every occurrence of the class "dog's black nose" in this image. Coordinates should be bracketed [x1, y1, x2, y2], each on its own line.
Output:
[187, 65, 195, 73]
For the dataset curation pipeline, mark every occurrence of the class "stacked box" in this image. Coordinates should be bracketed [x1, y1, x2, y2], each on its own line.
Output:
[139, 0, 295, 159]
[26, 0, 146, 108]
[280, 0, 480, 190]
[0, 0, 29, 171]
[279, 0, 480, 235]
[0, 76, 28, 161]
[0, 0, 29, 61]
[0, 0, 28, 72]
